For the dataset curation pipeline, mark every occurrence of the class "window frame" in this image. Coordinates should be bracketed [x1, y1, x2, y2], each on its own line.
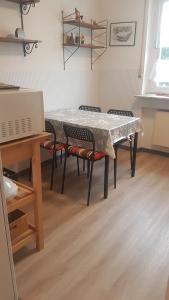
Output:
[143, 0, 169, 94]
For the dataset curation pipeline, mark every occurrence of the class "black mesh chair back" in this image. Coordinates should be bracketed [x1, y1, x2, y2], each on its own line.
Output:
[62, 124, 108, 206]
[107, 109, 134, 117]
[29, 119, 57, 190]
[45, 120, 56, 142]
[63, 124, 95, 152]
[45, 120, 56, 135]
[79, 105, 101, 113]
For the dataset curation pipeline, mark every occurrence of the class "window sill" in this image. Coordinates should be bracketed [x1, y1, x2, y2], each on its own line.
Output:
[135, 94, 169, 110]
[136, 93, 169, 100]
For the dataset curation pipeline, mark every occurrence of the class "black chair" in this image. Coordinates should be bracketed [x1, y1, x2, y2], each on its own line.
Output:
[79, 105, 101, 172]
[107, 109, 134, 189]
[61, 124, 109, 206]
[79, 105, 102, 113]
[29, 120, 65, 190]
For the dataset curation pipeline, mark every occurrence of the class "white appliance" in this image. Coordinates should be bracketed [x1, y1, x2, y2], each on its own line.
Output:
[0, 88, 44, 143]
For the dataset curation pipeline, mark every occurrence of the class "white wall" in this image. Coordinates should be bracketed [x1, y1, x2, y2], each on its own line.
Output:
[0, 0, 100, 112]
[0, 0, 168, 152]
[98, 0, 169, 152]
[98, 0, 145, 113]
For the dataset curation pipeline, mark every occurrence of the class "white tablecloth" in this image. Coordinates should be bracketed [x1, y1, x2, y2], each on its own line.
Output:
[45, 109, 142, 158]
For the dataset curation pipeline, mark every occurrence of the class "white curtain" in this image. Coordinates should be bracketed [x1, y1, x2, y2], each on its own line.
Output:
[153, 0, 169, 84]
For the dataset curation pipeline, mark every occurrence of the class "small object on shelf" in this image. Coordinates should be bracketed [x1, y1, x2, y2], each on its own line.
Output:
[93, 20, 97, 25]
[80, 33, 85, 44]
[75, 33, 80, 44]
[69, 32, 74, 44]
[80, 15, 83, 23]
[15, 27, 25, 39]
[75, 8, 80, 21]
[3, 176, 18, 201]
[8, 209, 28, 241]
[66, 34, 74, 44]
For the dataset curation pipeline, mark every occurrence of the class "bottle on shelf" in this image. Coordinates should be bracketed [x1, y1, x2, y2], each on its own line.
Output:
[75, 33, 80, 44]
[80, 33, 85, 44]
[75, 8, 80, 21]
[69, 33, 74, 44]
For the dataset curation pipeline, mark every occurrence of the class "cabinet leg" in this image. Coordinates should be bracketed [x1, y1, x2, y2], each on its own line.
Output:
[32, 143, 44, 251]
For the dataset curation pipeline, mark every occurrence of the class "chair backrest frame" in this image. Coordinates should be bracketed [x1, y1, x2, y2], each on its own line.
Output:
[45, 120, 57, 146]
[79, 105, 101, 113]
[63, 124, 96, 156]
[107, 109, 134, 117]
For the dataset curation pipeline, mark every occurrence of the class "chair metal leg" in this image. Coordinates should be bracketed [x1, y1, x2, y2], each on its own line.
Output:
[83, 159, 85, 172]
[29, 159, 32, 182]
[131, 132, 138, 177]
[50, 153, 55, 190]
[87, 160, 94, 206]
[77, 157, 80, 176]
[104, 155, 109, 198]
[114, 147, 117, 189]
[87, 160, 90, 178]
[129, 138, 133, 176]
[60, 150, 63, 164]
[55, 153, 57, 168]
[61, 151, 67, 193]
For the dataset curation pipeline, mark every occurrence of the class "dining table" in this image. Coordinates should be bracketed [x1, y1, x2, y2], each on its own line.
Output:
[45, 108, 142, 178]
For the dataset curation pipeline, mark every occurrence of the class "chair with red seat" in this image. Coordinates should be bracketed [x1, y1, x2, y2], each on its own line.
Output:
[107, 109, 134, 188]
[29, 119, 65, 190]
[79, 105, 101, 173]
[61, 124, 109, 206]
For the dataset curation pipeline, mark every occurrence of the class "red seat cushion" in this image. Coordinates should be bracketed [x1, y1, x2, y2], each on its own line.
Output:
[67, 146, 105, 161]
[40, 139, 66, 152]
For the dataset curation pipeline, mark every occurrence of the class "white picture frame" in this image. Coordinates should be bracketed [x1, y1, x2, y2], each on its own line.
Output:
[109, 21, 137, 46]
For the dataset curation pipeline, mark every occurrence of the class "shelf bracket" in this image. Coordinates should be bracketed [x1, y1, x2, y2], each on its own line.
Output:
[63, 45, 80, 70]
[21, 2, 36, 15]
[23, 41, 38, 56]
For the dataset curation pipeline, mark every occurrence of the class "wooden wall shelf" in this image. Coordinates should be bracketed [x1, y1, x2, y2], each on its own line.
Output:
[0, 37, 41, 55]
[1, 0, 41, 56]
[64, 43, 106, 49]
[63, 20, 107, 30]
[7, 0, 40, 4]
[62, 10, 108, 70]
[6, 0, 40, 4]
[0, 37, 41, 44]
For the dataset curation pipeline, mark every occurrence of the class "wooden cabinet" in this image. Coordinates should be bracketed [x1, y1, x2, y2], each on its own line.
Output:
[0, 133, 49, 254]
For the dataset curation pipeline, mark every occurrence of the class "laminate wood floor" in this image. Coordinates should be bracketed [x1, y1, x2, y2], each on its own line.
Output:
[14, 150, 169, 300]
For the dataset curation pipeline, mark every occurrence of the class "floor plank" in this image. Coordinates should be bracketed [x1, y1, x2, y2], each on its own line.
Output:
[14, 150, 169, 300]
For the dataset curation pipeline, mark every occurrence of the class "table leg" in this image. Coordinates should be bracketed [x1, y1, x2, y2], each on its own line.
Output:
[104, 155, 109, 198]
[132, 132, 138, 177]
[32, 142, 44, 251]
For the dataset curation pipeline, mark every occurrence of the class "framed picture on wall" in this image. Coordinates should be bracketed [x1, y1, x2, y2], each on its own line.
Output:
[109, 21, 137, 46]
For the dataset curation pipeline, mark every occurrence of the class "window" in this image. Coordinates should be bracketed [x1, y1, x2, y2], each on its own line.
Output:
[143, 0, 169, 94]
[155, 0, 169, 87]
